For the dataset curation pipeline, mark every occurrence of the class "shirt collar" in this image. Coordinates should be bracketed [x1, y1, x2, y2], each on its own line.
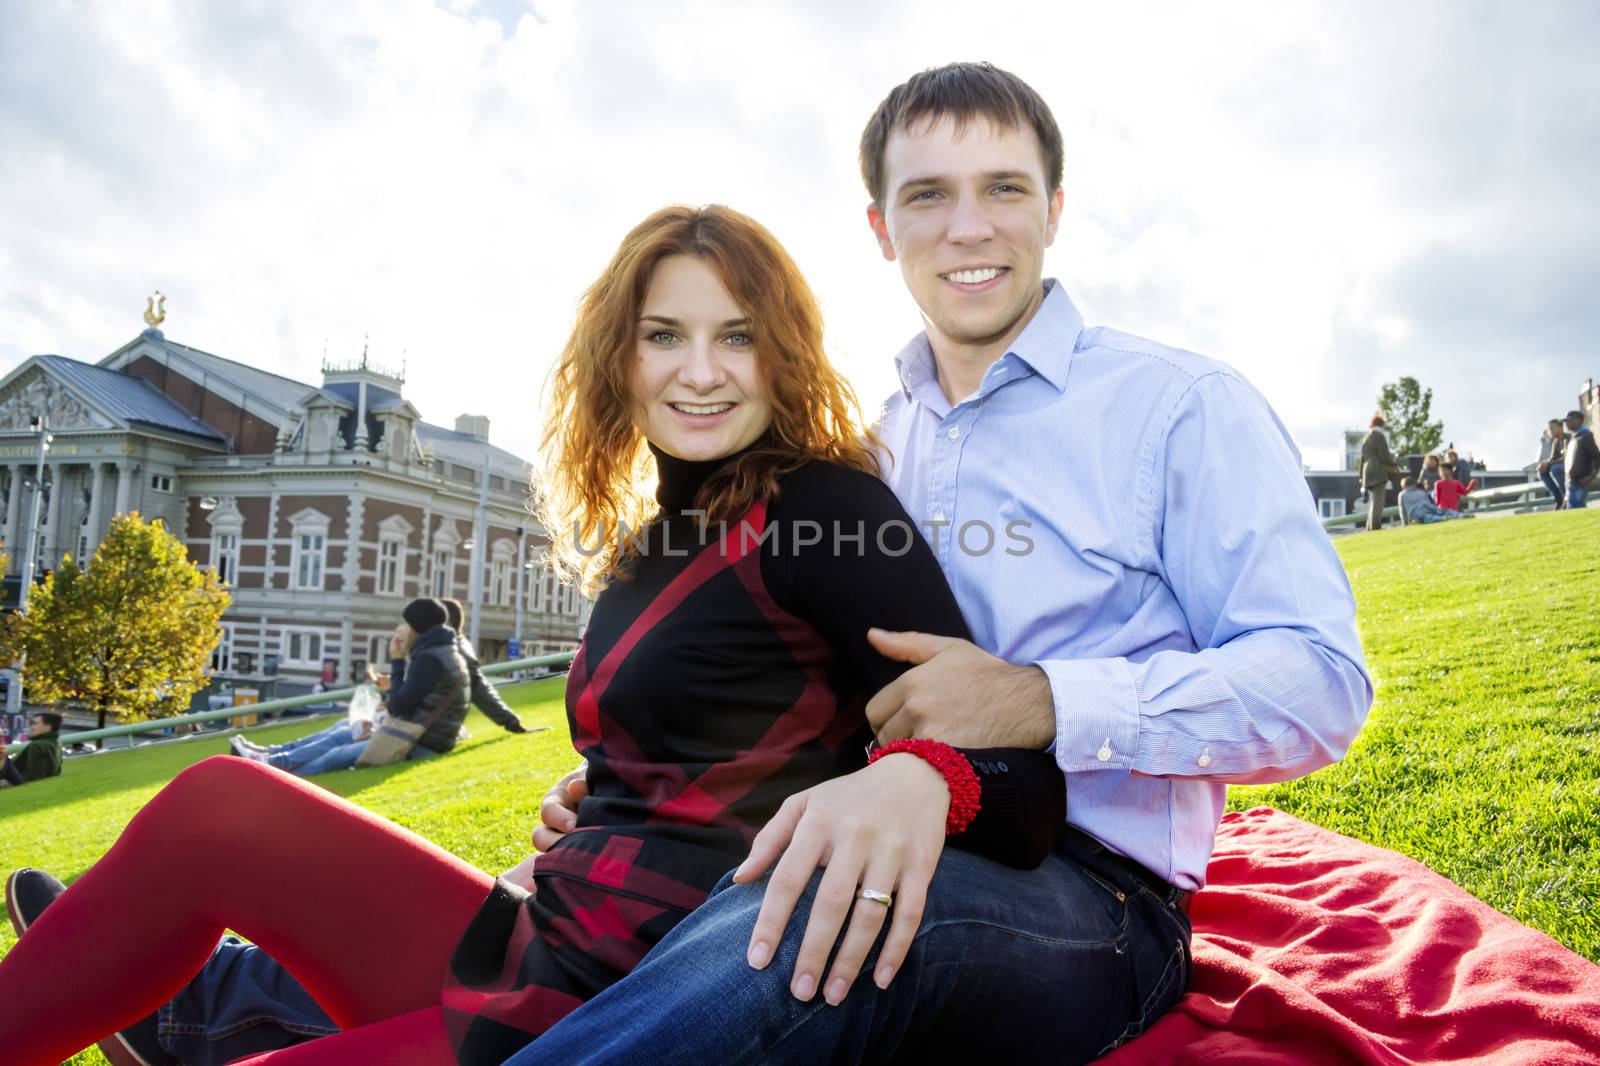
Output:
[893, 279, 1085, 404]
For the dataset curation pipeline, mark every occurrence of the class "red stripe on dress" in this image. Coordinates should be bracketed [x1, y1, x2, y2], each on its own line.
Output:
[570, 502, 768, 750]
[587, 835, 642, 890]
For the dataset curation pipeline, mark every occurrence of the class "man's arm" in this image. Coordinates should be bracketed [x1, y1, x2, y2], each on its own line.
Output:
[871, 372, 1370, 786]
[465, 654, 528, 733]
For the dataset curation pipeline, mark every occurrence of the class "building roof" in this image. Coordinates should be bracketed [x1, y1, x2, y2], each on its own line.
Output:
[141, 333, 314, 412]
[36, 356, 229, 444]
[416, 422, 531, 482]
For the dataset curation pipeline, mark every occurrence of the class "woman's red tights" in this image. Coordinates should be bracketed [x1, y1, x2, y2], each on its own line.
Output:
[0, 756, 493, 1065]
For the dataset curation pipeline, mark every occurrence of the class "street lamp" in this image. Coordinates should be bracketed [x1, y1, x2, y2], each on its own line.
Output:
[199, 496, 219, 511]
[6, 415, 52, 717]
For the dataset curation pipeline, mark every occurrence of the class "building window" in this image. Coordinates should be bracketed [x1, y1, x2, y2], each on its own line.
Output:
[77, 515, 90, 563]
[213, 531, 239, 585]
[211, 623, 235, 674]
[281, 628, 324, 667]
[294, 532, 325, 589]
[287, 509, 331, 592]
[433, 548, 453, 596]
[150, 474, 173, 493]
[378, 538, 401, 596]
[1319, 498, 1347, 519]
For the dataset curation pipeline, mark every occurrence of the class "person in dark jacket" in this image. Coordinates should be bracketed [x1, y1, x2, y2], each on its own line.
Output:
[1360, 414, 1401, 531]
[0, 713, 63, 788]
[1564, 410, 1599, 509]
[239, 598, 469, 776]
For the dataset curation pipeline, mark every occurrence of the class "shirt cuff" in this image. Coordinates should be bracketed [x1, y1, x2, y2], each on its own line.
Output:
[1034, 657, 1141, 772]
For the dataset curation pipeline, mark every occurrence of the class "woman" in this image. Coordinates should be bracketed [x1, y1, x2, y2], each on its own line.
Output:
[1419, 452, 1444, 493]
[0, 206, 1061, 1065]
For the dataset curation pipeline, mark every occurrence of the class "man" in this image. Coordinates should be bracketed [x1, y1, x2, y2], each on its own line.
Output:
[508, 62, 1371, 1064]
[1360, 414, 1400, 531]
[0, 712, 63, 788]
[1399, 477, 1464, 525]
[1564, 410, 1598, 509]
[1538, 418, 1567, 509]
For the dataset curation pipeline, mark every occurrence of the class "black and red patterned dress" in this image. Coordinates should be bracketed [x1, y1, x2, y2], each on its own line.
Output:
[441, 447, 1064, 1064]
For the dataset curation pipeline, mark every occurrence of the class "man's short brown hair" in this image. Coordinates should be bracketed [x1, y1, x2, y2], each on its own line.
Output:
[859, 61, 1064, 208]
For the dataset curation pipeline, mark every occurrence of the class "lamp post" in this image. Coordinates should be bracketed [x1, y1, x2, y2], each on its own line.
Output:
[465, 452, 491, 650]
[513, 525, 527, 656]
[5, 415, 52, 717]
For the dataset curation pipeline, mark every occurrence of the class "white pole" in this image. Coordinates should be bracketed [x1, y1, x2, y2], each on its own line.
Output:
[466, 452, 490, 650]
[6, 416, 51, 717]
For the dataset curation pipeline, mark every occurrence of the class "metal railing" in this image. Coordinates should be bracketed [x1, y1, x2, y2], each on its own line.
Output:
[1322, 480, 1552, 532]
[3, 651, 576, 756]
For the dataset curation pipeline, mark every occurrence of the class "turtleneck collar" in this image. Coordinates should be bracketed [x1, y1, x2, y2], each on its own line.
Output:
[649, 441, 759, 512]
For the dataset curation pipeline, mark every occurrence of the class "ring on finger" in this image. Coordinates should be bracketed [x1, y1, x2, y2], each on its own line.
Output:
[858, 887, 893, 907]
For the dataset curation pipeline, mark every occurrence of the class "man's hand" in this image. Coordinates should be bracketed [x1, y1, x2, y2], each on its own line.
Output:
[532, 762, 589, 853]
[733, 754, 948, 1005]
[865, 630, 1055, 749]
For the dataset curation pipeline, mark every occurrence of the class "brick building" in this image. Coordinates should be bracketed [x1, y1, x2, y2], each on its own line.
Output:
[0, 323, 584, 696]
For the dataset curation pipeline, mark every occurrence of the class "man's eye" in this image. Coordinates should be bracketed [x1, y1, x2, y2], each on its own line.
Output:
[993, 184, 1021, 194]
[909, 189, 941, 203]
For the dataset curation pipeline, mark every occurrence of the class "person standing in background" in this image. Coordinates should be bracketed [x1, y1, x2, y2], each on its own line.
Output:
[1538, 418, 1568, 510]
[1564, 410, 1599, 509]
[1360, 414, 1401, 531]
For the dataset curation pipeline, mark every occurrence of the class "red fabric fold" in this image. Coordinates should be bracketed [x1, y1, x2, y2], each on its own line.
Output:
[1104, 807, 1600, 1065]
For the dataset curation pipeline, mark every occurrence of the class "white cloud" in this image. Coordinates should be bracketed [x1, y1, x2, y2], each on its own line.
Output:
[2, 0, 1595, 471]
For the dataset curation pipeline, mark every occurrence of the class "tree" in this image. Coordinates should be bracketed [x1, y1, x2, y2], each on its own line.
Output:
[1377, 376, 1444, 459]
[1, 513, 229, 740]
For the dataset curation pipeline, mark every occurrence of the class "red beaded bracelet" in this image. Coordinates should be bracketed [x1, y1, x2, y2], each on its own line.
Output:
[867, 738, 982, 837]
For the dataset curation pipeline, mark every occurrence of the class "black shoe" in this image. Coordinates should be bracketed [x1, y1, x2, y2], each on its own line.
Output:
[6, 870, 175, 1065]
[99, 1011, 177, 1066]
[5, 867, 65, 936]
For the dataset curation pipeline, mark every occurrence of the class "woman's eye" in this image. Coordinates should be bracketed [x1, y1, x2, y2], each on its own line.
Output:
[647, 330, 678, 345]
[725, 332, 752, 347]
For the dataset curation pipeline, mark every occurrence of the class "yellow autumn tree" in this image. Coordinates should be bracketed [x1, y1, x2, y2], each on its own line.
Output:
[1, 512, 229, 734]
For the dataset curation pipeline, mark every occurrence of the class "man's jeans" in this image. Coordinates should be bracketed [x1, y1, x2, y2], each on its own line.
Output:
[266, 724, 435, 777]
[1540, 462, 1566, 506]
[508, 833, 1192, 1065]
[159, 937, 336, 1066]
[1570, 480, 1590, 509]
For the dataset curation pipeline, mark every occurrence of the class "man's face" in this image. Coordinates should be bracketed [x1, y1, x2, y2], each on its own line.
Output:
[868, 115, 1063, 352]
[1551, 421, 1564, 436]
[27, 716, 50, 738]
[1567, 416, 1584, 433]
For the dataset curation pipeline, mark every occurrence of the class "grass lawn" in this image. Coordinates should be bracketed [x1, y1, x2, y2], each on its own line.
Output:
[3, 507, 1598, 1065]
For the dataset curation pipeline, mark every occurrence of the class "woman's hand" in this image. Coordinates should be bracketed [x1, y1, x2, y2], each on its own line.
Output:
[532, 762, 589, 853]
[732, 753, 949, 1006]
[501, 853, 540, 893]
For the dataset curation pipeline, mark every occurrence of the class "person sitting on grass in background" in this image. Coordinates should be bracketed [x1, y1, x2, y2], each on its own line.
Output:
[0, 713, 63, 789]
[1431, 468, 1479, 512]
[1399, 477, 1465, 526]
[1419, 452, 1445, 493]
[426, 597, 540, 736]
[1537, 418, 1567, 510]
[233, 598, 468, 777]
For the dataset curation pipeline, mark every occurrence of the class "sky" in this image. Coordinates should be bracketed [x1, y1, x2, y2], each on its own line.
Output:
[2, 0, 1596, 472]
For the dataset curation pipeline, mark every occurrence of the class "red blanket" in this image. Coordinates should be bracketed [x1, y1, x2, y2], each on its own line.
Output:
[1103, 808, 1600, 1065]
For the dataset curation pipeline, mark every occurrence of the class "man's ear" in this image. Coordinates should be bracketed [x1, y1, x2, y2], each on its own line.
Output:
[1044, 188, 1064, 247]
[866, 204, 896, 262]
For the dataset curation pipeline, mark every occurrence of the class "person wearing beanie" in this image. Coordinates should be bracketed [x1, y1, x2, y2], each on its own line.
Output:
[235, 599, 469, 777]
[412, 597, 534, 736]
[0, 713, 64, 788]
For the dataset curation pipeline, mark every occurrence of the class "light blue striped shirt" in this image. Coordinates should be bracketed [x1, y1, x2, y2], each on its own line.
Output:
[877, 280, 1372, 889]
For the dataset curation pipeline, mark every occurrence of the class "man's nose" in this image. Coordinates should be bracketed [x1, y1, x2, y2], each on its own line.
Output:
[945, 192, 995, 244]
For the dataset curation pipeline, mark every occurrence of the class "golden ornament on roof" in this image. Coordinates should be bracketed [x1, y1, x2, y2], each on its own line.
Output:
[144, 292, 167, 328]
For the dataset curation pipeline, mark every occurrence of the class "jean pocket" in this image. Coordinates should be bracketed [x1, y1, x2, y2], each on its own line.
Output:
[1096, 927, 1188, 1057]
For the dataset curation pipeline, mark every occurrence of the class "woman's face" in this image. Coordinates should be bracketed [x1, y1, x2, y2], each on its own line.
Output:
[631, 255, 773, 462]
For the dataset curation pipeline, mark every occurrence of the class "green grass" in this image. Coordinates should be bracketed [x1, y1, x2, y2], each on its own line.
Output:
[4, 509, 1599, 1065]
[1230, 508, 1600, 961]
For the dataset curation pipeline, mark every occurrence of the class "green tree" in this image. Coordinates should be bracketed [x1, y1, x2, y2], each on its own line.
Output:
[1377, 376, 1445, 458]
[1, 513, 229, 740]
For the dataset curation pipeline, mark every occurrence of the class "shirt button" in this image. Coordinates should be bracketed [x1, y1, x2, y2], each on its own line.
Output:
[1096, 739, 1112, 762]
[1197, 747, 1213, 768]
[947, 426, 960, 440]
[932, 511, 947, 523]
